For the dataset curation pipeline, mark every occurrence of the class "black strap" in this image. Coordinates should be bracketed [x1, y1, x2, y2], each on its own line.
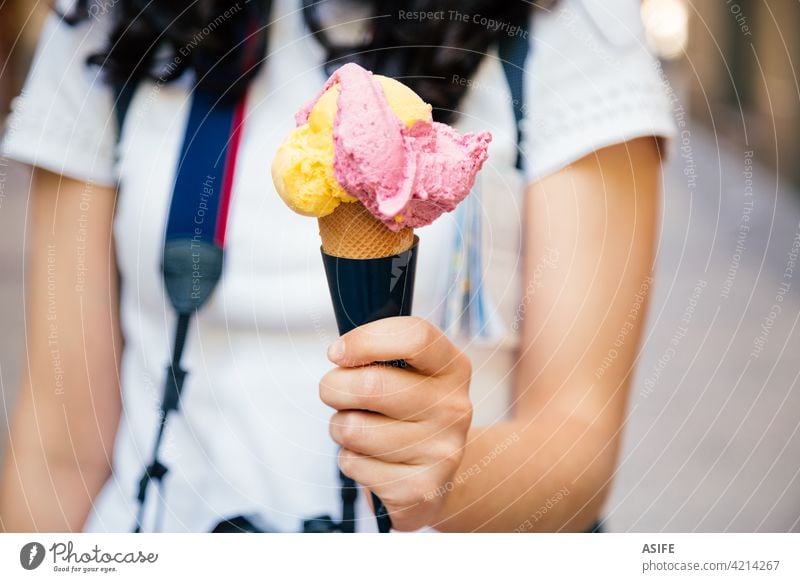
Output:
[498, 20, 531, 170]
[340, 471, 358, 533]
[112, 82, 137, 144]
[133, 312, 191, 532]
[112, 81, 361, 534]
[114, 81, 241, 532]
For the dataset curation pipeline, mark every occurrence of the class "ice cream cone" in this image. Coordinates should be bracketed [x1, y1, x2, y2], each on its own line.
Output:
[319, 204, 419, 335]
[318, 201, 415, 259]
[274, 63, 489, 534]
[319, 201, 420, 534]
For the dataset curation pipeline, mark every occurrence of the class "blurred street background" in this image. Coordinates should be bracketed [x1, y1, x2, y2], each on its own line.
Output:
[1, 1, 799, 532]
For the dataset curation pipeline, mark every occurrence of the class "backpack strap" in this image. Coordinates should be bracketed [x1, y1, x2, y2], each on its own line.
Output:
[112, 81, 138, 143]
[497, 19, 531, 170]
[440, 17, 532, 343]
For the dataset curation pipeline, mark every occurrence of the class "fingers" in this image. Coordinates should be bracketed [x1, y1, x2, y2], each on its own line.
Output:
[327, 316, 467, 377]
[320, 362, 471, 422]
[320, 363, 442, 420]
[330, 410, 456, 464]
[321, 317, 473, 531]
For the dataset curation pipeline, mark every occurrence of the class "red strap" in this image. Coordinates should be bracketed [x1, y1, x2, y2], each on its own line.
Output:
[214, 96, 247, 247]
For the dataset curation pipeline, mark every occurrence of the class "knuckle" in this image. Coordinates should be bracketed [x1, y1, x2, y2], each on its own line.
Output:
[338, 414, 365, 449]
[443, 394, 473, 423]
[445, 349, 472, 384]
[443, 447, 466, 475]
[426, 437, 458, 464]
[442, 434, 466, 462]
[408, 319, 437, 353]
[457, 351, 473, 380]
[459, 397, 474, 425]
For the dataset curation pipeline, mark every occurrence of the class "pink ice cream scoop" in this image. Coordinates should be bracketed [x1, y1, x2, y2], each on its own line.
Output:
[295, 63, 492, 231]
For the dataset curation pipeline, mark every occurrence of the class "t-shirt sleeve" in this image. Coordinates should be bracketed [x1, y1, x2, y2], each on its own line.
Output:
[521, 0, 677, 183]
[1, 7, 117, 186]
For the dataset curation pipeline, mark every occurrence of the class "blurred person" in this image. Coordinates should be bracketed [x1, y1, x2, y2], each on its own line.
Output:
[0, 0, 674, 533]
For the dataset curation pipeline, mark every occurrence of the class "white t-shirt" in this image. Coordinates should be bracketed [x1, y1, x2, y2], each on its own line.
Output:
[2, 0, 676, 532]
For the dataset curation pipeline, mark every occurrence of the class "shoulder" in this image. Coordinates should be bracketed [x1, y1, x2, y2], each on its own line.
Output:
[522, 0, 677, 181]
[1, 3, 117, 185]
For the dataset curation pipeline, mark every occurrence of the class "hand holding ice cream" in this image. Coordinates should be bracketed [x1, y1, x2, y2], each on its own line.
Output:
[271, 63, 488, 532]
[320, 315, 473, 532]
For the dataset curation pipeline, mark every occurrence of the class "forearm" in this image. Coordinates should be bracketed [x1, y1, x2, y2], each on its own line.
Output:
[432, 413, 618, 532]
[432, 139, 661, 532]
[0, 170, 122, 532]
[1, 439, 111, 532]
[1, 372, 117, 532]
[1, 344, 120, 532]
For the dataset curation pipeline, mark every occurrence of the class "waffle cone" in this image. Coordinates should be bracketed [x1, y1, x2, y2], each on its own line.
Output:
[318, 202, 414, 259]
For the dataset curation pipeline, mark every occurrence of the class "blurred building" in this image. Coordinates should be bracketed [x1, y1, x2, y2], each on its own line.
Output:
[0, 1, 18, 114]
[0, 0, 47, 120]
[686, 1, 800, 185]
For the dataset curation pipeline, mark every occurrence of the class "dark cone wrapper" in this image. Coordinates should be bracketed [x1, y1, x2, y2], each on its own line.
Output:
[321, 237, 419, 334]
[321, 237, 420, 533]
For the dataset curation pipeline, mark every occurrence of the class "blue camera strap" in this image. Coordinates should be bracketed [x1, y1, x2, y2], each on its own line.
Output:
[127, 88, 247, 533]
[115, 82, 367, 534]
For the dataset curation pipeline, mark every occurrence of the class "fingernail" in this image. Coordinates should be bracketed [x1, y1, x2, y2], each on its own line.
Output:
[328, 339, 345, 362]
